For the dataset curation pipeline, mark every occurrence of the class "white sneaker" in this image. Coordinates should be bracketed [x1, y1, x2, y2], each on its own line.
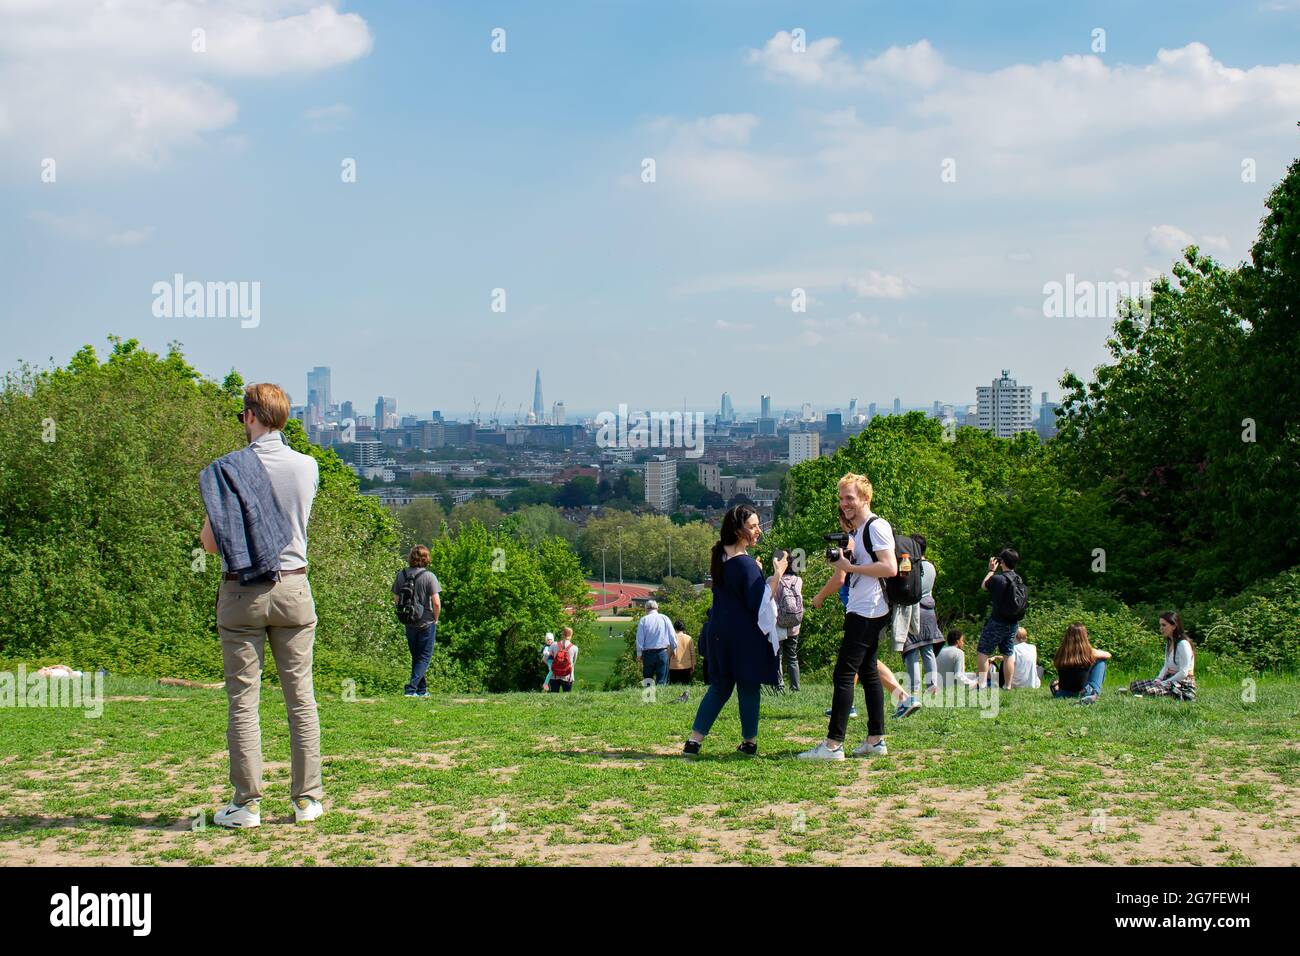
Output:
[796, 742, 846, 761]
[851, 738, 888, 757]
[294, 798, 325, 823]
[214, 800, 261, 829]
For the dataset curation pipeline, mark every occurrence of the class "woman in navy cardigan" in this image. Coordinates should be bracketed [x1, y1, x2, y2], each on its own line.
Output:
[684, 504, 784, 757]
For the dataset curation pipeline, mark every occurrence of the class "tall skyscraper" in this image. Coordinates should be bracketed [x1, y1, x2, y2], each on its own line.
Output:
[760, 394, 771, 419]
[932, 400, 942, 418]
[868, 402, 877, 419]
[532, 369, 544, 421]
[552, 401, 566, 425]
[893, 397, 902, 416]
[307, 367, 331, 425]
[374, 396, 396, 431]
[976, 370, 1034, 438]
[826, 413, 843, 434]
[800, 402, 813, 421]
[720, 392, 734, 423]
[340, 400, 354, 422]
[1036, 391, 1060, 439]
[848, 398, 858, 421]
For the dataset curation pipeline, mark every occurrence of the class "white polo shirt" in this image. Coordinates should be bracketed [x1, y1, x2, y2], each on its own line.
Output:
[845, 513, 894, 619]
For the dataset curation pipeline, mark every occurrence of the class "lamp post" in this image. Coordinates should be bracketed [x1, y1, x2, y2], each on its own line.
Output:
[617, 526, 624, 585]
[599, 545, 609, 605]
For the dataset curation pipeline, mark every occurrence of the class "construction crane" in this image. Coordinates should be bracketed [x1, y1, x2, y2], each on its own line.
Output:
[471, 397, 480, 426]
[491, 394, 502, 427]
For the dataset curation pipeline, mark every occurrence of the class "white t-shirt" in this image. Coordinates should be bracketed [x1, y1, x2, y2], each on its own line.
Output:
[1009, 642, 1041, 688]
[845, 513, 894, 619]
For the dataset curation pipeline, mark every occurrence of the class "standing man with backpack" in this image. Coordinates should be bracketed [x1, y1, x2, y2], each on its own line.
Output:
[544, 627, 579, 692]
[799, 473, 898, 761]
[978, 547, 1027, 689]
[392, 545, 441, 698]
[772, 551, 804, 693]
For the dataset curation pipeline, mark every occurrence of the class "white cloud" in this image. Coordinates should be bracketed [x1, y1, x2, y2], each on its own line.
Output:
[0, 1, 373, 171]
[1146, 224, 1197, 254]
[28, 210, 154, 245]
[748, 33, 945, 89]
[844, 270, 912, 299]
[303, 102, 352, 132]
[827, 210, 875, 226]
[1146, 224, 1232, 256]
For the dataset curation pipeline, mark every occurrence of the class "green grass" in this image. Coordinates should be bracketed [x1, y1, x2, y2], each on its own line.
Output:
[576, 622, 629, 691]
[0, 670, 1297, 866]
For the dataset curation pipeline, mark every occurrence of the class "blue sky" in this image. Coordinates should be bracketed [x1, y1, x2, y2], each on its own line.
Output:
[3, 1, 1298, 420]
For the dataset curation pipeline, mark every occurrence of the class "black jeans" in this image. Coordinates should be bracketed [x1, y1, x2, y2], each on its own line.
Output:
[777, 634, 800, 691]
[827, 612, 888, 742]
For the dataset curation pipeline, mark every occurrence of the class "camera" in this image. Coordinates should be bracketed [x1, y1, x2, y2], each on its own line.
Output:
[823, 532, 851, 563]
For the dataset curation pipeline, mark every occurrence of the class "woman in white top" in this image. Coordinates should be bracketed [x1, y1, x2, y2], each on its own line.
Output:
[1128, 611, 1196, 701]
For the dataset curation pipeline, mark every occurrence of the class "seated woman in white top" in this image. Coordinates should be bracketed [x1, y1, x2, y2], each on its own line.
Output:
[1128, 611, 1196, 702]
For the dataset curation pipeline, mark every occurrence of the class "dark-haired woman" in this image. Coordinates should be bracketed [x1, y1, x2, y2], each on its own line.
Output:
[1050, 622, 1111, 705]
[1129, 612, 1196, 701]
[684, 505, 783, 757]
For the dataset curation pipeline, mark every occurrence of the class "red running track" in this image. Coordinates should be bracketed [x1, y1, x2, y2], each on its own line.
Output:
[587, 581, 655, 613]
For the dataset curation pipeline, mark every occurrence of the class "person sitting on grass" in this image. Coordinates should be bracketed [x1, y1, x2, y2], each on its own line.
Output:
[991, 627, 1041, 689]
[1128, 611, 1197, 702]
[541, 632, 556, 692]
[1050, 623, 1111, 705]
[936, 629, 977, 689]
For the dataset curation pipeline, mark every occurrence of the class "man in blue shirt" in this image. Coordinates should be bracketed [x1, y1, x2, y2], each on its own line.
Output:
[635, 599, 678, 685]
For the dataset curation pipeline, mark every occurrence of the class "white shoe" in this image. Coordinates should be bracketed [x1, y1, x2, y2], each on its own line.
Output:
[796, 742, 846, 761]
[294, 798, 325, 823]
[851, 738, 888, 757]
[214, 800, 261, 829]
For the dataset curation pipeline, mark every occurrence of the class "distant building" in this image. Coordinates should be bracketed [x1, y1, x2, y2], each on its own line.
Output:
[720, 392, 734, 423]
[976, 370, 1034, 438]
[825, 413, 843, 434]
[868, 402, 878, 419]
[760, 395, 771, 419]
[552, 401, 566, 425]
[374, 396, 396, 431]
[757, 417, 776, 435]
[532, 370, 544, 421]
[1036, 391, 1061, 440]
[697, 462, 721, 494]
[341, 400, 354, 422]
[893, 397, 901, 416]
[848, 398, 858, 421]
[789, 432, 820, 465]
[307, 367, 331, 426]
[644, 455, 677, 512]
[353, 440, 384, 467]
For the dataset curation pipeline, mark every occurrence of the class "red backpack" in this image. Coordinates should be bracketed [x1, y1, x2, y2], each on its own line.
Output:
[552, 642, 573, 680]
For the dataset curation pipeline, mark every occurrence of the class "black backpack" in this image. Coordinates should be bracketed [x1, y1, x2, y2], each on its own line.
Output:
[993, 570, 1028, 622]
[395, 568, 429, 626]
[859, 516, 924, 607]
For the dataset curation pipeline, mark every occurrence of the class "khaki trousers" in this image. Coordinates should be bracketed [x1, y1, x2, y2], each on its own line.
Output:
[216, 575, 323, 805]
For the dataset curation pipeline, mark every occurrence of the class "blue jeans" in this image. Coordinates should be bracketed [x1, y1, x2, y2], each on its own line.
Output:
[405, 622, 436, 694]
[1054, 659, 1107, 698]
[902, 643, 939, 695]
[691, 678, 761, 740]
[642, 647, 670, 685]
